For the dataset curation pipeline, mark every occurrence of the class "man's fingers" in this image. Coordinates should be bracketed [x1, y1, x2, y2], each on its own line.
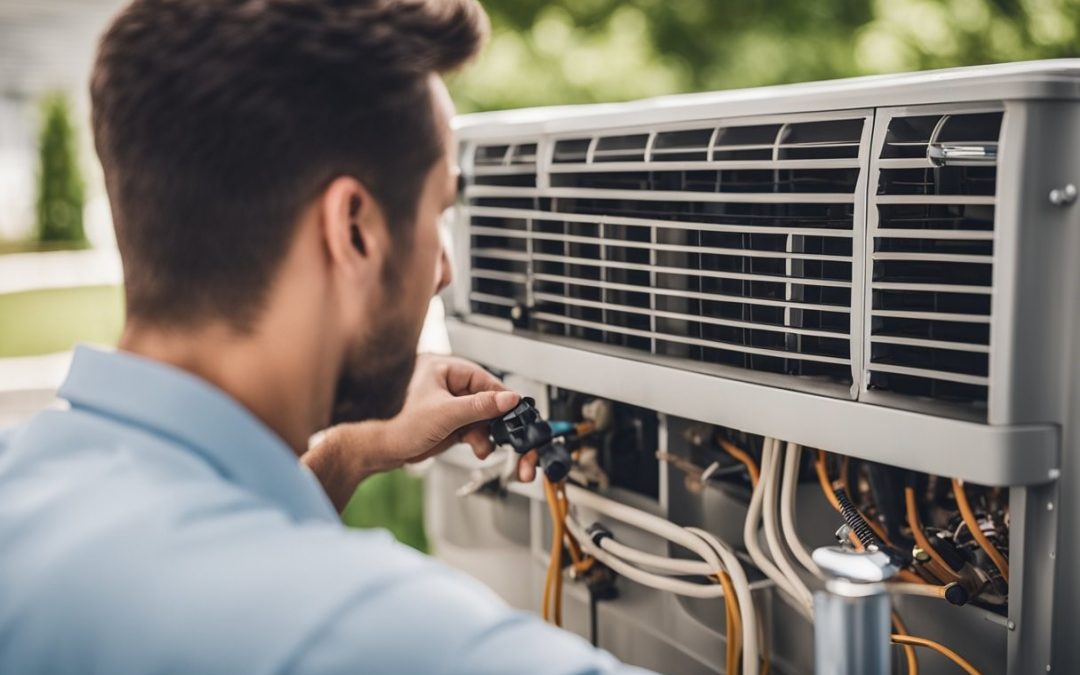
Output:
[461, 424, 494, 459]
[518, 450, 538, 483]
[445, 389, 520, 431]
[441, 356, 507, 397]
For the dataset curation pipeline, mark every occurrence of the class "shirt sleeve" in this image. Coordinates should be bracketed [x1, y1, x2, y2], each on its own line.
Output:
[281, 547, 654, 675]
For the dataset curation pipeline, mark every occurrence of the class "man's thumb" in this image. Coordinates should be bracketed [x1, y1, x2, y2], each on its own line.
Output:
[449, 390, 521, 427]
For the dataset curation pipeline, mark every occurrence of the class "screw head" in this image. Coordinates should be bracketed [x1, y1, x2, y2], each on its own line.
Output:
[1049, 183, 1077, 206]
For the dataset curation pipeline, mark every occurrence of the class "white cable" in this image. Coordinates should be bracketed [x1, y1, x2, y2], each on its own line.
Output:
[565, 514, 728, 598]
[742, 438, 806, 615]
[762, 440, 815, 613]
[598, 536, 718, 577]
[780, 442, 825, 580]
[565, 483, 723, 572]
[562, 484, 759, 675]
[687, 527, 760, 675]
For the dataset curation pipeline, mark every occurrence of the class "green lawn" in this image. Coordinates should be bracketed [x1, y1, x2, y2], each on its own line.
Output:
[0, 282, 427, 550]
[0, 285, 124, 357]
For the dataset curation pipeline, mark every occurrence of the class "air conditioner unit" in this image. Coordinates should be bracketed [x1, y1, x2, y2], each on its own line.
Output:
[428, 60, 1080, 675]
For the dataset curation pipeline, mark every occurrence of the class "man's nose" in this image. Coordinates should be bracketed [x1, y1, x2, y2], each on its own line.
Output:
[434, 245, 453, 295]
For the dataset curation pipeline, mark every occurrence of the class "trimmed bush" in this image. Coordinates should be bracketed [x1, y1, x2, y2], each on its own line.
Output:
[36, 93, 86, 245]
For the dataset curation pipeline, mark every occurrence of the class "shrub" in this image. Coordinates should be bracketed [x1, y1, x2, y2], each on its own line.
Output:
[36, 93, 86, 245]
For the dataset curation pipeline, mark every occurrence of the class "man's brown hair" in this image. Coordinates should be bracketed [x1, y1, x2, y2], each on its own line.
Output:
[91, 0, 486, 329]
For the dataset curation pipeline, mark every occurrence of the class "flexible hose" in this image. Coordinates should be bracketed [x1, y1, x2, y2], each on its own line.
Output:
[952, 479, 1009, 583]
[779, 442, 824, 579]
[761, 441, 815, 612]
[742, 439, 811, 617]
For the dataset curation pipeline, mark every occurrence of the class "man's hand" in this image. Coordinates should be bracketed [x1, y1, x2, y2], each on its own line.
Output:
[304, 354, 539, 510]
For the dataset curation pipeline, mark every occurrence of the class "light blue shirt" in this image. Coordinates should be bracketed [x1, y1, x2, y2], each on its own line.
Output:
[0, 346, 644, 674]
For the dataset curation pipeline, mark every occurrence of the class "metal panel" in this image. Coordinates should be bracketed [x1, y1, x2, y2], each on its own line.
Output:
[448, 318, 1058, 486]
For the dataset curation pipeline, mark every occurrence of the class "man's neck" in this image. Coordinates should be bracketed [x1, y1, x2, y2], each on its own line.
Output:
[118, 319, 330, 456]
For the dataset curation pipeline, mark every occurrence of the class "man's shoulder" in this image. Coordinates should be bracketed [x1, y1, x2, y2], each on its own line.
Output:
[0, 407, 439, 673]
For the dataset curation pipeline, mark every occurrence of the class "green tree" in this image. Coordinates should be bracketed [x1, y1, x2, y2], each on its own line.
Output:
[451, 0, 1080, 113]
[36, 93, 86, 246]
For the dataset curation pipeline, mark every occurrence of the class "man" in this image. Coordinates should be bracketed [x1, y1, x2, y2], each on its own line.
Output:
[0, 1, 648, 672]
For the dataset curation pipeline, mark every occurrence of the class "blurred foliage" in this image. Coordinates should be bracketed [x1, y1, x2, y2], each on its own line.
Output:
[450, 0, 1080, 112]
[0, 285, 122, 358]
[343, 470, 429, 552]
[36, 93, 86, 245]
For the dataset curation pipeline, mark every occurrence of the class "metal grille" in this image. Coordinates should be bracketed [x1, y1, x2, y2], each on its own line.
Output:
[864, 110, 1003, 416]
[466, 114, 872, 391]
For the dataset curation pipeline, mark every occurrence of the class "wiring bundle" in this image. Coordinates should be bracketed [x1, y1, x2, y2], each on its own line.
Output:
[485, 397, 995, 674]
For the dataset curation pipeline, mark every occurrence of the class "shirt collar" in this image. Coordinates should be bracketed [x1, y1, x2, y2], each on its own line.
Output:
[58, 345, 338, 524]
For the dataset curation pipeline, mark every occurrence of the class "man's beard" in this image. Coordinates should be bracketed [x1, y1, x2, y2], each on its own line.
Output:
[330, 313, 418, 425]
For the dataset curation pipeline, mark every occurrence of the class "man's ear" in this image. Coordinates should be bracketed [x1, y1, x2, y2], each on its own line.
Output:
[319, 176, 387, 281]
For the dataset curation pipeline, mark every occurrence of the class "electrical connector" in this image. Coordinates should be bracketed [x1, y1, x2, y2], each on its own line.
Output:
[489, 397, 578, 482]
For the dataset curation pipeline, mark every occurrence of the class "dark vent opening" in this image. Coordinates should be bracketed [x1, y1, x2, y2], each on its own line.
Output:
[472, 173, 537, 188]
[468, 197, 536, 210]
[778, 119, 864, 160]
[873, 289, 991, 315]
[873, 316, 989, 345]
[594, 134, 649, 162]
[878, 203, 994, 231]
[881, 115, 940, 158]
[878, 166, 997, 196]
[871, 342, 988, 377]
[936, 112, 1003, 143]
[551, 169, 858, 194]
[475, 145, 509, 166]
[868, 371, 987, 406]
[712, 124, 780, 160]
[510, 143, 538, 164]
[872, 260, 991, 286]
[652, 128, 713, 161]
[875, 237, 992, 257]
[555, 199, 855, 230]
[553, 138, 591, 163]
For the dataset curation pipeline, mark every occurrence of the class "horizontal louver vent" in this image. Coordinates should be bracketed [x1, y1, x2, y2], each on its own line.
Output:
[468, 142, 537, 320]
[866, 111, 1002, 416]
[467, 115, 871, 392]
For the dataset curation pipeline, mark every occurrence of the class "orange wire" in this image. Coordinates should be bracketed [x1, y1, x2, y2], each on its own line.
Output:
[890, 635, 980, 675]
[905, 487, 962, 583]
[541, 477, 564, 624]
[952, 479, 1009, 583]
[758, 609, 771, 675]
[891, 611, 919, 675]
[716, 572, 742, 674]
[718, 438, 761, 487]
[815, 450, 844, 511]
[721, 578, 736, 675]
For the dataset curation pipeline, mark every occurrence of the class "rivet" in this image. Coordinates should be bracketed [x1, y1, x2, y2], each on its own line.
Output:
[1048, 183, 1077, 206]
